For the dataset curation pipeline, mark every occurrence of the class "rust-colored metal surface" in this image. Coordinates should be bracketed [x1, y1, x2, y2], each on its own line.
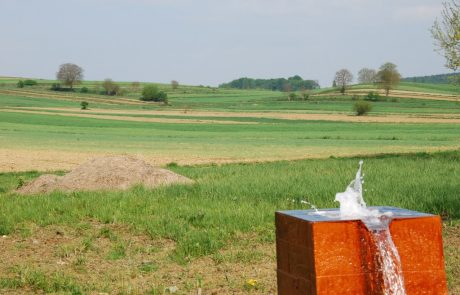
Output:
[275, 209, 448, 295]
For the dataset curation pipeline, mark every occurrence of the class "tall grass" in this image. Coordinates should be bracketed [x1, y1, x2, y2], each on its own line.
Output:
[0, 151, 458, 262]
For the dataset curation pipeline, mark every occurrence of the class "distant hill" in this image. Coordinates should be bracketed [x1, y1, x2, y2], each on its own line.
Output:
[402, 73, 459, 84]
[219, 75, 320, 91]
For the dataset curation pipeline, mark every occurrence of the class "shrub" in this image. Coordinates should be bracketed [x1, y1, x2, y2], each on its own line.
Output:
[17, 81, 24, 88]
[80, 101, 89, 110]
[23, 80, 37, 86]
[288, 93, 298, 101]
[51, 83, 61, 91]
[364, 91, 381, 101]
[353, 101, 372, 116]
[140, 84, 168, 102]
[80, 87, 89, 93]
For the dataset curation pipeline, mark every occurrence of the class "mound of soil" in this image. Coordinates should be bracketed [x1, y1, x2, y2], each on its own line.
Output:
[17, 156, 193, 194]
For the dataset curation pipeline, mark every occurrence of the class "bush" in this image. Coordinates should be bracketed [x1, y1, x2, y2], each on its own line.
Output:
[288, 93, 298, 101]
[23, 80, 37, 86]
[301, 93, 310, 100]
[140, 84, 168, 102]
[80, 101, 89, 110]
[80, 87, 89, 93]
[51, 83, 61, 91]
[353, 101, 372, 116]
[17, 81, 24, 88]
[364, 91, 381, 101]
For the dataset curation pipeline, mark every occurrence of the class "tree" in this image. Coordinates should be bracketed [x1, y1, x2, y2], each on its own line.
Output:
[431, 0, 460, 72]
[56, 63, 83, 89]
[140, 84, 168, 103]
[171, 80, 179, 90]
[219, 76, 320, 91]
[334, 69, 353, 94]
[358, 68, 377, 84]
[376, 63, 401, 96]
[17, 80, 24, 88]
[102, 79, 120, 96]
[282, 83, 292, 92]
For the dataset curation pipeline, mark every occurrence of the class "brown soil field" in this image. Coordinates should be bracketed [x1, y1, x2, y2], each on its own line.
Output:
[6, 107, 460, 124]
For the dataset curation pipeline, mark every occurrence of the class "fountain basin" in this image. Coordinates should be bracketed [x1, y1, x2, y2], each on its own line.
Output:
[275, 207, 448, 294]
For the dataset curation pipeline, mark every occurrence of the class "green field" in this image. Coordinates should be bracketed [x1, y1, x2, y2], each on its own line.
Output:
[0, 152, 459, 294]
[0, 78, 459, 294]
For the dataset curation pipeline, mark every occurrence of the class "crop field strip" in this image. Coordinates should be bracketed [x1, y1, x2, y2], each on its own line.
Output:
[2, 107, 460, 124]
[1, 108, 459, 172]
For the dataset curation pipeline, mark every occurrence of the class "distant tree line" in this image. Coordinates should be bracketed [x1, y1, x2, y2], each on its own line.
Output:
[219, 75, 320, 91]
[402, 73, 460, 84]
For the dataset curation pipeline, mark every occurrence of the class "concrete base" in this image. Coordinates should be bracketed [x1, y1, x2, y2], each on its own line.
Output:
[275, 208, 448, 295]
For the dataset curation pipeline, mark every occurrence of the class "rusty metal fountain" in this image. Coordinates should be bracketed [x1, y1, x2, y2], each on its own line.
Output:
[275, 161, 448, 294]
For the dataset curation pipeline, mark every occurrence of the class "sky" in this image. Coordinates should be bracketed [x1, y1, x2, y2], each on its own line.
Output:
[0, 0, 450, 87]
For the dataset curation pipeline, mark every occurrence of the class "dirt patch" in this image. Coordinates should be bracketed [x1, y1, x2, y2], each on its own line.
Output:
[0, 222, 458, 294]
[2, 147, 459, 173]
[0, 223, 276, 294]
[443, 224, 460, 294]
[16, 156, 193, 194]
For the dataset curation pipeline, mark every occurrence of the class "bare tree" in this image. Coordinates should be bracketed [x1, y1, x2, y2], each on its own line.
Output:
[431, 0, 460, 71]
[376, 62, 401, 96]
[56, 63, 84, 89]
[334, 69, 353, 94]
[358, 68, 377, 84]
[171, 80, 179, 90]
[102, 79, 120, 96]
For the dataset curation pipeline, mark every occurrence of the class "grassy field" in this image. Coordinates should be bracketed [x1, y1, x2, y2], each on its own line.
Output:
[0, 151, 459, 294]
[0, 77, 459, 294]
[1, 78, 460, 172]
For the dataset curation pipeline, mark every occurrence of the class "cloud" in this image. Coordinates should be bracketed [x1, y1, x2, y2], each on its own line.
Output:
[393, 4, 442, 22]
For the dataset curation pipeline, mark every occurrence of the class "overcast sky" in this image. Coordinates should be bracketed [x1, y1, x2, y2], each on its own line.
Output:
[0, 0, 449, 87]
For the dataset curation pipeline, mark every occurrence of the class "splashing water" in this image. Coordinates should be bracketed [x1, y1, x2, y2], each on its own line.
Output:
[334, 161, 406, 295]
[301, 200, 319, 213]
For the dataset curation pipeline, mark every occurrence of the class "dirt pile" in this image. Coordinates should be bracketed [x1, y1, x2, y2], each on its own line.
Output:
[17, 156, 193, 194]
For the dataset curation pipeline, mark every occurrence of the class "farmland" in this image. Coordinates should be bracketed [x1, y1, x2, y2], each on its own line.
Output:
[0, 78, 459, 294]
[0, 79, 459, 171]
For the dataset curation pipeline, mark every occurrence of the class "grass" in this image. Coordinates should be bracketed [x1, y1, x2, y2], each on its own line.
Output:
[0, 151, 459, 293]
[1, 151, 459, 257]
[1, 109, 459, 164]
[348, 82, 460, 95]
